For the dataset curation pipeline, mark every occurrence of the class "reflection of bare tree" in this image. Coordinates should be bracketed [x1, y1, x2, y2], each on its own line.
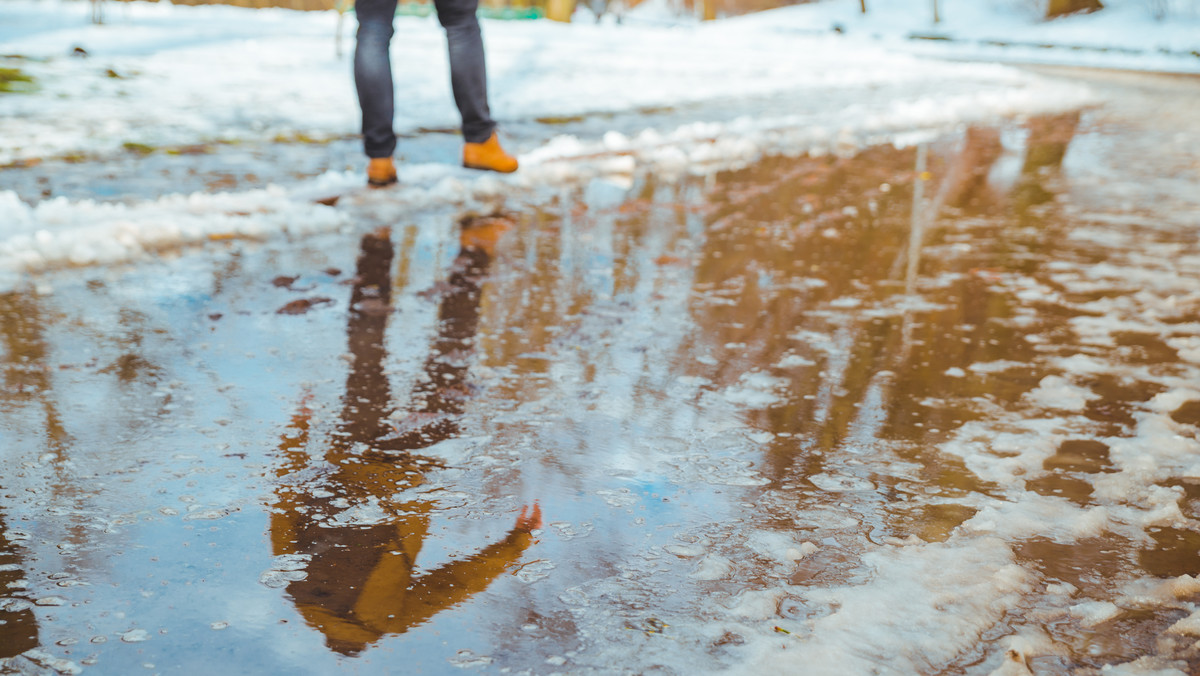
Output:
[685, 140, 1051, 495]
[0, 291, 103, 605]
[0, 293, 70, 462]
[270, 221, 540, 656]
[676, 115, 1087, 544]
[688, 150, 918, 474]
[941, 127, 1005, 212]
[902, 124, 1013, 284]
[1013, 111, 1081, 216]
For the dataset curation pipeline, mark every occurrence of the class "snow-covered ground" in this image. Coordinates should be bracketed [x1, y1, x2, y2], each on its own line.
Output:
[6, 0, 1168, 289]
[659, 0, 1200, 73]
[3, 3, 1200, 676]
[0, 0, 1094, 165]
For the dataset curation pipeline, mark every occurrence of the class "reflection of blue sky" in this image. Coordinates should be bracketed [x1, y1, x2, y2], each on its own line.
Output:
[2, 191, 770, 672]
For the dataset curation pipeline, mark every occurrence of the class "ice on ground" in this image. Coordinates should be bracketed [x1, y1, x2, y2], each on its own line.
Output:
[739, 539, 1033, 675]
[1069, 600, 1122, 627]
[1090, 659, 1190, 676]
[259, 553, 311, 589]
[0, 186, 346, 291]
[808, 473, 876, 492]
[663, 543, 706, 558]
[777, 354, 817, 368]
[15, 650, 83, 676]
[120, 629, 149, 643]
[745, 531, 814, 566]
[689, 554, 735, 580]
[938, 417, 1066, 488]
[1167, 336, 1200, 364]
[727, 588, 790, 620]
[1024, 375, 1099, 412]
[723, 372, 788, 408]
[324, 497, 391, 527]
[963, 496, 1112, 542]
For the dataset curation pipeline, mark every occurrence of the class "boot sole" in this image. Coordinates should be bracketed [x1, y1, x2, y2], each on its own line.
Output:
[462, 162, 518, 174]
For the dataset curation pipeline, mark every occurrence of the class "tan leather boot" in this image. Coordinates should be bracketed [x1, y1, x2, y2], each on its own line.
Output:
[462, 132, 518, 173]
[366, 157, 398, 187]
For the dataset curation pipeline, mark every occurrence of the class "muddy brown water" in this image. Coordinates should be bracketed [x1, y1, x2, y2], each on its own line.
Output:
[2, 71, 1200, 674]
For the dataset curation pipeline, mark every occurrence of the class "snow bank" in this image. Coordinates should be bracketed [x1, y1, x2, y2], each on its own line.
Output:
[1, 0, 1095, 166]
[738, 539, 1033, 675]
[0, 59, 1093, 291]
[0, 186, 347, 290]
[674, 0, 1200, 74]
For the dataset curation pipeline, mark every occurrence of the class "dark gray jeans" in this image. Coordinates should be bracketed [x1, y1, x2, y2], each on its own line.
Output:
[355, 0, 497, 158]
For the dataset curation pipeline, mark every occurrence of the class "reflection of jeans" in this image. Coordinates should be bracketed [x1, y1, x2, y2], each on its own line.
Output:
[355, 0, 497, 158]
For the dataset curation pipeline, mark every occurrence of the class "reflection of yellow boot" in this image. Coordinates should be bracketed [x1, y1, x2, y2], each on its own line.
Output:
[460, 214, 515, 258]
[462, 132, 518, 173]
[367, 157, 398, 188]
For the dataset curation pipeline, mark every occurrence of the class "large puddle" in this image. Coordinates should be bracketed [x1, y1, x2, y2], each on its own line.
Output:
[3, 75, 1200, 674]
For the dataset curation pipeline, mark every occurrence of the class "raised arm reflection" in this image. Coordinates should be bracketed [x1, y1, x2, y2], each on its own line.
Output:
[270, 219, 540, 656]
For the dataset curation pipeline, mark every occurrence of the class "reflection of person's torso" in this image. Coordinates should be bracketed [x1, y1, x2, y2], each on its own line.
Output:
[1, 512, 39, 659]
[272, 474, 433, 655]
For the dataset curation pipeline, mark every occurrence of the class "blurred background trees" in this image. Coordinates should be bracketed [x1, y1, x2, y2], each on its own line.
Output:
[81, 0, 1200, 24]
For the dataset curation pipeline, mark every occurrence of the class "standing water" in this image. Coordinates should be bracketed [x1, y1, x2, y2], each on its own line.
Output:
[2, 71, 1200, 675]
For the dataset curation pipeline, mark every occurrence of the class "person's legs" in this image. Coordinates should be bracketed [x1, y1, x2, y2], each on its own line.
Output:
[434, 0, 517, 172]
[433, 0, 495, 144]
[354, 0, 399, 160]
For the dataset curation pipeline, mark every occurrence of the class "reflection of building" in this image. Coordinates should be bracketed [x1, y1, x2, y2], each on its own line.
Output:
[270, 222, 539, 656]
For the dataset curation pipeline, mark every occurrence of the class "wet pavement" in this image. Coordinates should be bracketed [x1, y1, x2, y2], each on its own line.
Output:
[3, 69, 1200, 675]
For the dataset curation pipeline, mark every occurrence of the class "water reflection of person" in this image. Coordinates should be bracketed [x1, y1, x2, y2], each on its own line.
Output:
[1, 293, 51, 662]
[270, 221, 541, 656]
[0, 511, 38, 660]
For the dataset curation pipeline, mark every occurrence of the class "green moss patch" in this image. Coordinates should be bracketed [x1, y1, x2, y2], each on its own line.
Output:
[0, 66, 37, 94]
[122, 142, 158, 155]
